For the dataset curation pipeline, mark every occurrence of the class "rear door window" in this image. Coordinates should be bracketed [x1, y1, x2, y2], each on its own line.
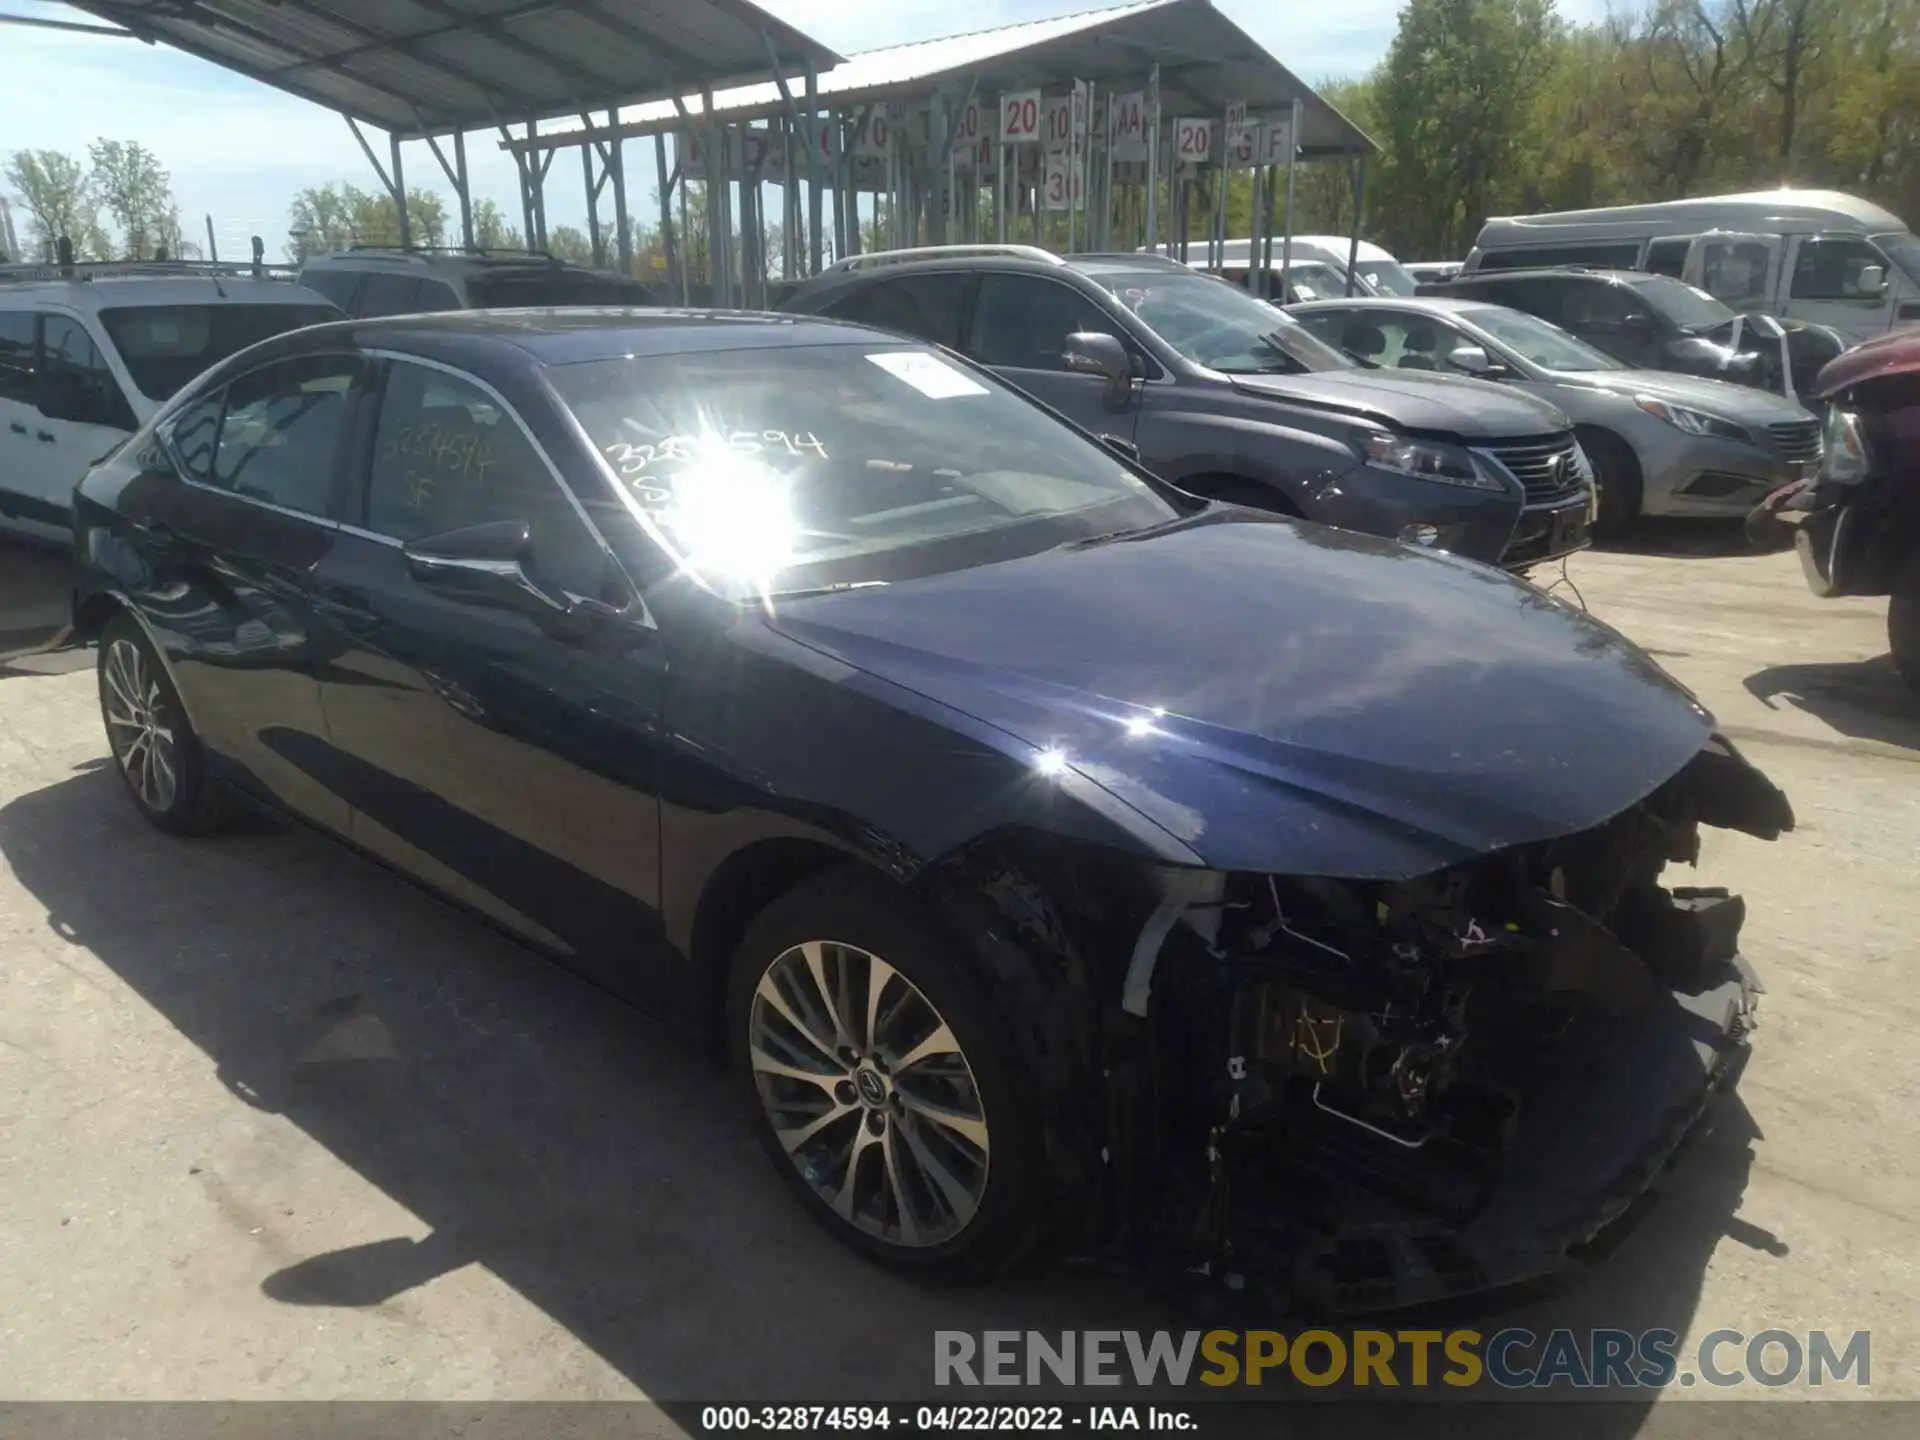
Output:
[354, 273, 423, 316]
[1644, 238, 1689, 277]
[207, 354, 360, 516]
[301, 269, 365, 312]
[1697, 237, 1774, 308]
[827, 273, 973, 348]
[414, 278, 463, 312]
[0, 310, 35, 403]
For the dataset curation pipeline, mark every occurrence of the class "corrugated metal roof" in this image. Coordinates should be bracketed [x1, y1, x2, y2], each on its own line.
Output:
[513, 0, 1376, 159]
[64, 0, 843, 137]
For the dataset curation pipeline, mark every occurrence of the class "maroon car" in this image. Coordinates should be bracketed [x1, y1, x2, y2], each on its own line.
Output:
[1773, 330, 1920, 688]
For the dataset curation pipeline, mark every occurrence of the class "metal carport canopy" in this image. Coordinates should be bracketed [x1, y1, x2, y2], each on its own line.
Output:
[506, 0, 1378, 160]
[61, 0, 844, 138]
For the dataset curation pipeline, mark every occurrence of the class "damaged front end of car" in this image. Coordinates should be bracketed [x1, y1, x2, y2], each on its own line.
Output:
[996, 734, 1792, 1312]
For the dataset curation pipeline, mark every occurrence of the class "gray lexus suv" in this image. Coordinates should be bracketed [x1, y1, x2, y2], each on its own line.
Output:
[783, 246, 1594, 568]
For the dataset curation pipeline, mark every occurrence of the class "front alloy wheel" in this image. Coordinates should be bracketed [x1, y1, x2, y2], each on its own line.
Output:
[748, 939, 991, 1248]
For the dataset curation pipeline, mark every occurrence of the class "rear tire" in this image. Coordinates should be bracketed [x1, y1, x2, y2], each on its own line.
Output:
[97, 614, 231, 835]
[1579, 428, 1642, 540]
[1890, 549, 1920, 695]
[726, 866, 1050, 1277]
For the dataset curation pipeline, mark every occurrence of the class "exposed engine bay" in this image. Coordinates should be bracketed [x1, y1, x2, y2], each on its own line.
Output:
[1079, 736, 1794, 1311]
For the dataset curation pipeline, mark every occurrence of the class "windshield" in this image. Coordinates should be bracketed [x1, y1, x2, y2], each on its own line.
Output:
[550, 344, 1183, 599]
[1624, 275, 1735, 331]
[100, 303, 340, 400]
[467, 270, 656, 307]
[1461, 306, 1623, 372]
[1281, 263, 1347, 301]
[1875, 232, 1920, 287]
[1088, 270, 1354, 374]
[1357, 259, 1421, 296]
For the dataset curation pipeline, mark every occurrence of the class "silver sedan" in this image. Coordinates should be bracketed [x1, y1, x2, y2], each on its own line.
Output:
[1289, 296, 1824, 535]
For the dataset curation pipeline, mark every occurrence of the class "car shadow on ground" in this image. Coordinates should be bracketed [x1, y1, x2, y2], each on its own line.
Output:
[1596, 519, 1755, 560]
[1744, 655, 1920, 750]
[0, 757, 1775, 1426]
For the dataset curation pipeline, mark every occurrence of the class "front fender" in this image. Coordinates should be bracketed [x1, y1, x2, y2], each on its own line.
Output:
[1148, 410, 1358, 511]
[656, 617, 1203, 961]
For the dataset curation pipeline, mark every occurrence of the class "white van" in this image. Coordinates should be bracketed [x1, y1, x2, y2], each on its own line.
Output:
[0, 264, 339, 545]
[1465, 190, 1920, 340]
[1149, 237, 1420, 296]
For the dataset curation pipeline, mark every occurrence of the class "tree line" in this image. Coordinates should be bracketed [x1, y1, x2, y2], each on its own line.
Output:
[1292, 0, 1920, 260]
[3, 141, 196, 263]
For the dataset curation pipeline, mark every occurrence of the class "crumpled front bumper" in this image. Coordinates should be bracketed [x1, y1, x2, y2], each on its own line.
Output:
[1225, 956, 1761, 1314]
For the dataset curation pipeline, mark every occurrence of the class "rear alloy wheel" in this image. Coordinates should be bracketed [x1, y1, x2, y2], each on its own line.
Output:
[1890, 549, 1920, 695]
[727, 870, 1046, 1275]
[97, 615, 230, 834]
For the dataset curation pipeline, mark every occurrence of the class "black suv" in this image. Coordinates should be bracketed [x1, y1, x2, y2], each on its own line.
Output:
[1425, 267, 1845, 400]
[784, 247, 1592, 568]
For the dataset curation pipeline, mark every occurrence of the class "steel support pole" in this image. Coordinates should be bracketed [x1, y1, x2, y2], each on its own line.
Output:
[1346, 154, 1367, 296]
[1280, 99, 1301, 290]
[1144, 65, 1160, 252]
[654, 134, 677, 296]
[452, 130, 473, 247]
[805, 66, 823, 273]
[389, 132, 411, 247]
[582, 141, 603, 265]
[702, 89, 726, 305]
[829, 113, 847, 260]
[609, 112, 631, 274]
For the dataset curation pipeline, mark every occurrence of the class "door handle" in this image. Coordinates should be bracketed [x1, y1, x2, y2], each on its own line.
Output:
[129, 519, 183, 555]
[36, 430, 55, 444]
[310, 589, 382, 629]
[7, 421, 24, 435]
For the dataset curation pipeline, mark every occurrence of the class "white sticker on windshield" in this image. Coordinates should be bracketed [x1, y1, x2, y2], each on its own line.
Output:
[865, 350, 989, 399]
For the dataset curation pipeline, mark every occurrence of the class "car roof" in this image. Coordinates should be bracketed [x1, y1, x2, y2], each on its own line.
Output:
[299, 248, 615, 281]
[1449, 268, 1642, 286]
[0, 276, 336, 313]
[282, 307, 905, 367]
[1290, 296, 1500, 317]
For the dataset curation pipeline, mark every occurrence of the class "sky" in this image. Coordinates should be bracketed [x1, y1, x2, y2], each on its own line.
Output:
[0, 0, 1613, 260]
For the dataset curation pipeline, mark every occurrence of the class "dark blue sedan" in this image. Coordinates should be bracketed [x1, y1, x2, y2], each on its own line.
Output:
[70, 309, 1793, 1307]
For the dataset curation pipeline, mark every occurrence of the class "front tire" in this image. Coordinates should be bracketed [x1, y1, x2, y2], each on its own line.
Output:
[1579, 428, 1642, 540]
[97, 614, 230, 834]
[1890, 549, 1920, 695]
[726, 868, 1048, 1276]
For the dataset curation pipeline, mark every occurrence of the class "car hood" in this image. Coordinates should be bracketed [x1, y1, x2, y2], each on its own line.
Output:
[1228, 369, 1569, 439]
[767, 514, 1718, 880]
[1562, 368, 1813, 421]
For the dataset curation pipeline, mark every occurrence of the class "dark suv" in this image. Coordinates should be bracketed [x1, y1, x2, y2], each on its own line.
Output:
[1425, 267, 1844, 400]
[782, 247, 1594, 568]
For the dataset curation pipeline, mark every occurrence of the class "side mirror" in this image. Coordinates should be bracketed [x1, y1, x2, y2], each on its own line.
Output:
[1857, 264, 1888, 298]
[1098, 433, 1142, 465]
[403, 520, 576, 629]
[1062, 331, 1135, 409]
[1622, 313, 1658, 344]
[1446, 344, 1503, 378]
